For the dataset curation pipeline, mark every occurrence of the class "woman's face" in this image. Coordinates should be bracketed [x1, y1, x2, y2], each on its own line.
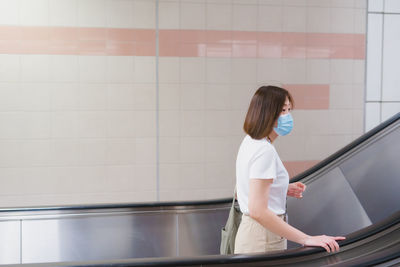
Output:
[281, 97, 292, 115]
[274, 97, 291, 127]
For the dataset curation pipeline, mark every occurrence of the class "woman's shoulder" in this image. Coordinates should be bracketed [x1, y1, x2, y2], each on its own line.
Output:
[243, 135, 274, 153]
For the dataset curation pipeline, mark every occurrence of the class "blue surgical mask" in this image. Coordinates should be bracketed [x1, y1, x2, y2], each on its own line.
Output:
[274, 113, 293, 136]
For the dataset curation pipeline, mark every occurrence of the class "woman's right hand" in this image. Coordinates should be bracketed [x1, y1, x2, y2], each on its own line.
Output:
[304, 235, 346, 253]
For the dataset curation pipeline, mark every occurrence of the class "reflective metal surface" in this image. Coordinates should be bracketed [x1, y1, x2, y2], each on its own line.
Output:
[340, 125, 400, 223]
[0, 221, 20, 264]
[0, 114, 399, 265]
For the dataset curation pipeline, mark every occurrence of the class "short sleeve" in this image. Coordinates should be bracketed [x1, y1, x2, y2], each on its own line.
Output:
[249, 146, 276, 180]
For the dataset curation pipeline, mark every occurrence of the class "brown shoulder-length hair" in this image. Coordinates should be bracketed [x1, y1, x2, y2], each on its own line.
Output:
[243, 85, 294, 140]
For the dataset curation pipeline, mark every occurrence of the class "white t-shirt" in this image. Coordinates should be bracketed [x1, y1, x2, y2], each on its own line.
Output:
[236, 135, 289, 215]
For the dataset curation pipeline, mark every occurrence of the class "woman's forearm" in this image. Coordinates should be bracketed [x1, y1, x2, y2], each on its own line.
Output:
[250, 208, 309, 245]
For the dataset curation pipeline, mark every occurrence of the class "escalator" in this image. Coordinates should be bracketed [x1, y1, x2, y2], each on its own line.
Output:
[1, 112, 399, 266]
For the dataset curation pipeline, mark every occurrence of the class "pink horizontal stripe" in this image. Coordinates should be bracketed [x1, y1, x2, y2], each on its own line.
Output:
[0, 26, 155, 56]
[283, 160, 320, 178]
[0, 26, 364, 59]
[284, 84, 330, 110]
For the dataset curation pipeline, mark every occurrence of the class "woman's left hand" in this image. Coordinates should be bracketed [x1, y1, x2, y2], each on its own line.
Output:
[287, 182, 306, 198]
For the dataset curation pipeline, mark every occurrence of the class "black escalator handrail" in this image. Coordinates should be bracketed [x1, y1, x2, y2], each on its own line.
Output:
[0, 198, 233, 213]
[290, 112, 400, 183]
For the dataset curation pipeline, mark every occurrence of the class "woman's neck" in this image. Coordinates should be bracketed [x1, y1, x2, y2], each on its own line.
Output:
[268, 130, 278, 143]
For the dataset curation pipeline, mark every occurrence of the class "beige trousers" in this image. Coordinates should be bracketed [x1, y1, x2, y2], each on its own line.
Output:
[234, 214, 287, 254]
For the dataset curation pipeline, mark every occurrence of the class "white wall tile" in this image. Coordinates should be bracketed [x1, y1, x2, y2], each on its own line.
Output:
[282, 59, 306, 83]
[158, 57, 180, 83]
[306, 0, 331, 7]
[381, 102, 400, 120]
[159, 110, 180, 136]
[0, 112, 24, 139]
[330, 59, 354, 84]
[179, 164, 205, 190]
[331, 0, 355, 8]
[21, 55, 50, 82]
[368, 0, 384, 12]
[51, 83, 79, 110]
[365, 102, 380, 131]
[20, 0, 49, 26]
[159, 164, 180, 190]
[78, 84, 107, 110]
[204, 163, 232, 188]
[205, 110, 231, 136]
[206, 58, 231, 83]
[51, 111, 79, 138]
[106, 111, 135, 137]
[135, 138, 156, 164]
[330, 84, 354, 109]
[283, 6, 306, 32]
[106, 0, 134, 28]
[384, 0, 400, 13]
[133, 84, 156, 110]
[51, 140, 79, 166]
[180, 110, 204, 136]
[20, 83, 51, 111]
[331, 8, 355, 33]
[206, 3, 232, 30]
[78, 111, 107, 138]
[382, 14, 400, 101]
[49, 0, 78, 26]
[355, 0, 367, 9]
[233, 4, 257, 31]
[257, 59, 283, 83]
[78, 0, 106, 27]
[307, 7, 331, 33]
[0, 0, 19, 25]
[133, 0, 155, 28]
[106, 84, 135, 110]
[105, 165, 135, 191]
[366, 14, 382, 101]
[205, 137, 232, 163]
[231, 58, 257, 83]
[180, 137, 205, 163]
[78, 139, 107, 165]
[205, 84, 231, 110]
[230, 83, 256, 110]
[180, 83, 205, 110]
[352, 108, 364, 135]
[106, 139, 136, 165]
[0, 83, 21, 111]
[134, 57, 156, 83]
[180, 58, 206, 83]
[159, 83, 180, 110]
[0, 141, 21, 167]
[159, 137, 180, 163]
[180, 2, 206, 29]
[23, 112, 51, 139]
[306, 59, 330, 83]
[20, 140, 52, 166]
[258, 5, 283, 32]
[134, 110, 156, 137]
[50, 56, 79, 82]
[158, 1, 180, 29]
[353, 60, 365, 84]
[354, 8, 366, 34]
[78, 56, 106, 83]
[0, 55, 20, 82]
[106, 56, 134, 83]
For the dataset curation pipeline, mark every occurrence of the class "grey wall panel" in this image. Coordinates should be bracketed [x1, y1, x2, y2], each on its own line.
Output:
[287, 167, 371, 242]
[178, 209, 228, 256]
[340, 126, 400, 223]
[0, 220, 20, 265]
[22, 213, 177, 264]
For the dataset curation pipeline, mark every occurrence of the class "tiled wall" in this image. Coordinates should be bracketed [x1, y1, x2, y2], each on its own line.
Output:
[366, 0, 400, 131]
[0, 0, 366, 207]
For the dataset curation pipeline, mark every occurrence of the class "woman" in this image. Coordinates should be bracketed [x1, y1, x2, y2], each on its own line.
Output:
[234, 85, 345, 254]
